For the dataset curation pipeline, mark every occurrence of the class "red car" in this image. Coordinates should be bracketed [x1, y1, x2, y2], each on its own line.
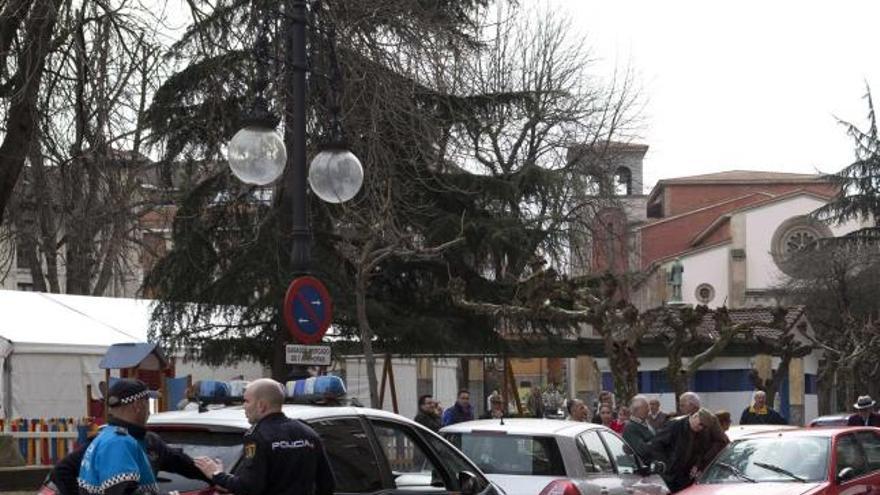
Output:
[679, 427, 880, 495]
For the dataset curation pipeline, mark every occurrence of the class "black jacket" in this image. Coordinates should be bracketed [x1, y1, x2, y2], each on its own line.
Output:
[49, 420, 208, 495]
[212, 412, 335, 495]
[622, 420, 655, 462]
[414, 411, 442, 432]
[847, 413, 880, 426]
[651, 416, 728, 493]
[739, 407, 787, 425]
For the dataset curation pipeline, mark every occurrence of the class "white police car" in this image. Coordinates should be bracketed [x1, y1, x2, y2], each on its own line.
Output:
[148, 376, 501, 495]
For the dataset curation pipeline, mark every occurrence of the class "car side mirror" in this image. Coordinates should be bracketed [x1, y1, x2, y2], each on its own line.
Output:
[837, 467, 856, 483]
[459, 470, 480, 495]
[650, 461, 667, 475]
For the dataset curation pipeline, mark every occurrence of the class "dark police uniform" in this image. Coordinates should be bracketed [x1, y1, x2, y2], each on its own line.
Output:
[211, 412, 335, 495]
[48, 425, 207, 495]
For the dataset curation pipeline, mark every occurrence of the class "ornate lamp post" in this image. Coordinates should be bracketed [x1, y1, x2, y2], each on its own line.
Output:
[227, 1, 363, 272]
[227, 1, 363, 377]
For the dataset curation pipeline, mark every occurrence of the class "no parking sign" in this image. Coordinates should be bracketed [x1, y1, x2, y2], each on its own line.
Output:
[283, 276, 333, 344]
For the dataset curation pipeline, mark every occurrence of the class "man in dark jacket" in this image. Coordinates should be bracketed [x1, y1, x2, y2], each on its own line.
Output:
[739, 390, 786, 425]
[194, 378, 335, 495]
[414, 395, 442, 432]
[442, 389, 474, 426]
[848, 395, 880, 426]
[651, 408, 728, 493]
[623, 395, 655, 462]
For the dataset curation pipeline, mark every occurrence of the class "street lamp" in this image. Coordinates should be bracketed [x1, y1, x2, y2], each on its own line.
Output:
[227, 0, 361, 378]
[226, 0, 363, 256]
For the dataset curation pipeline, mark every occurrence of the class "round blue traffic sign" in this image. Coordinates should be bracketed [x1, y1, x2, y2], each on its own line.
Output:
[283, 276, 333, 344]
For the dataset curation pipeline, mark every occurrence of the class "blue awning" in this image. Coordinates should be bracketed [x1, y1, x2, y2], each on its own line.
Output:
[99, 343, 167, 370]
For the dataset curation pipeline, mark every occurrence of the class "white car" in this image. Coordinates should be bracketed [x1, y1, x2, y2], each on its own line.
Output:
[441, 419, 668, 495]
[145, 378, 502, 495]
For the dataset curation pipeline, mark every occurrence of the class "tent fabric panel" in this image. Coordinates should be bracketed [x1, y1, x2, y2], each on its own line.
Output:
[9, 353, 103, 418]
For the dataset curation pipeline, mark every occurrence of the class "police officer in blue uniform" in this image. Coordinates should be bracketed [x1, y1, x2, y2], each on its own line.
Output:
[46, 424, 207, 494]
[194, 378, 335, 495]
[77, 379, 160, 495]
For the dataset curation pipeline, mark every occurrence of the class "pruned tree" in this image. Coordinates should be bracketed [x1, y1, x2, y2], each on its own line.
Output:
[654, 305, 754, 402]
[748, 308, 813, 409]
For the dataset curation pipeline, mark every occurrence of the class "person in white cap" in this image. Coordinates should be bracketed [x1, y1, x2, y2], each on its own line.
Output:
[847, 395, 880, 426]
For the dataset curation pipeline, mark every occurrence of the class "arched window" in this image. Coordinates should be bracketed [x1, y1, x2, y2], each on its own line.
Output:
[614, 167, 632, 196]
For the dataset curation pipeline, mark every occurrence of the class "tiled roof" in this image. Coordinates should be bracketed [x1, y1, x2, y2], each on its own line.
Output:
[645, 306, 806, 342]
[657, 170, 823, 184]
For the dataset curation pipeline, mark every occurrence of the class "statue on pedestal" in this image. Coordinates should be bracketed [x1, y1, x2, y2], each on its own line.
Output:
[668, 258, 684, 303]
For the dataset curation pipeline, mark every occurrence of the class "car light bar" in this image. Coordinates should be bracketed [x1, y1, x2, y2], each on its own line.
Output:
[192, 375, 349, 410]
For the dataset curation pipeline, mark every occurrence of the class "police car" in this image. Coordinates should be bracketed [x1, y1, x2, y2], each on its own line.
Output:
[147, 376, 502, 495]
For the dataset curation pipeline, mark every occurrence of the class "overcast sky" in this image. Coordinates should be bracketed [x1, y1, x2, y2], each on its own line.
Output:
[552, 0, 880, 192]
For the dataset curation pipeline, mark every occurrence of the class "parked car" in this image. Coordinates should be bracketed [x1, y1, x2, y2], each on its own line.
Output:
[441, 419, 668, 495]
[680, 427, 880, 495]
[145, 378, 501, 495]
[725, 424, 797, 441]
[810, 414, 850, 427]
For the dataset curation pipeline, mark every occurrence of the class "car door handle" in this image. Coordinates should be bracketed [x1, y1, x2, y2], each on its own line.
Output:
[600, 488, 609, 495]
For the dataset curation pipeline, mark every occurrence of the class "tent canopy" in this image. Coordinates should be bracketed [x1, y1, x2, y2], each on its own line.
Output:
[0, 290, 151, 347]
[100, 343, 167, 370]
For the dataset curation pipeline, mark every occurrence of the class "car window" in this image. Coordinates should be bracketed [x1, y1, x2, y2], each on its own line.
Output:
[421, 430, 489, 492]
[578, 431, 614, 474]
[701, 436, 829, 483]
[599, 431, 638, 474]
[445, 433, 566, 476]
[854, 431, 880, 473]
[838, 433, 869, 478]
[372, 421, 448, 491]
[309, 417, 384, 493]
[152, 430, 243, 494]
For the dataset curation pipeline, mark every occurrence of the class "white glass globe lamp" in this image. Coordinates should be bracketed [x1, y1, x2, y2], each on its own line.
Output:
[308, 147, 364, 203]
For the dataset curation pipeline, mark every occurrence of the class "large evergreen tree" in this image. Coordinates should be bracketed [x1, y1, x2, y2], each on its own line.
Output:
[144, 1, 637, 405]
[815, 87, 880, 227]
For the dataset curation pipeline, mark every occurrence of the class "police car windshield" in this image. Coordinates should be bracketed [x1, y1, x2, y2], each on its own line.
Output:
[153, 430, 243, 493]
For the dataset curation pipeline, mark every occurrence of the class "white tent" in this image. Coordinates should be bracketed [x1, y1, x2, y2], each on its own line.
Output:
[0, 290, 266, 418]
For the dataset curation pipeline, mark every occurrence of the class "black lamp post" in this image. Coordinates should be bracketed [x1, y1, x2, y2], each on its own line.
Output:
[227, 0, 363, 275]
[227, 1, 362, 379]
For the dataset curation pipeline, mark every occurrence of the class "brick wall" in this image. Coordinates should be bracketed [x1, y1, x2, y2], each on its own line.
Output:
[663, 183, 838, 217]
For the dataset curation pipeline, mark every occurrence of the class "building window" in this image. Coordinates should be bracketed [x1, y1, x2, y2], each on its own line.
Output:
[614, 167, 632, 196]
[15, 241, 30, 270]
[695, 283, 715, 304]
[771, 216, 833, 276]
[17, 282, 34, 292]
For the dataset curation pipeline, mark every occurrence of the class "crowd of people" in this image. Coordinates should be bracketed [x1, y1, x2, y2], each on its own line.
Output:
[414, 386, 796, 492]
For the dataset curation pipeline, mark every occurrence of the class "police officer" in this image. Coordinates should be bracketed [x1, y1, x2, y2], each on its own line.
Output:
[194, 378, 335, 495]
[46, 423, 207, 494]
[77, 379, 161, 494]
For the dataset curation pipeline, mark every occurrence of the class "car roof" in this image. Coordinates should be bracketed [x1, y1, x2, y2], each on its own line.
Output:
[440, 418, 606, 436]
[148, 404, 411, 431]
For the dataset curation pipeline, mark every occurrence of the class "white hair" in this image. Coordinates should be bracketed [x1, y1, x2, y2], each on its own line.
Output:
[630, 395, 649, 409]
[680, 391, 701, 409]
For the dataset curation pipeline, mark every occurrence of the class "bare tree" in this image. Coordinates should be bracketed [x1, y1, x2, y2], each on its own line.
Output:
[776, 234, 880, 412]
[1, 1, 167, 296]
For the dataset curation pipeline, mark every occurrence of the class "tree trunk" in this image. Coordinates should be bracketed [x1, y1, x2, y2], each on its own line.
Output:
[0, 0, 59, 226]
[356, 270, 380, 408]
